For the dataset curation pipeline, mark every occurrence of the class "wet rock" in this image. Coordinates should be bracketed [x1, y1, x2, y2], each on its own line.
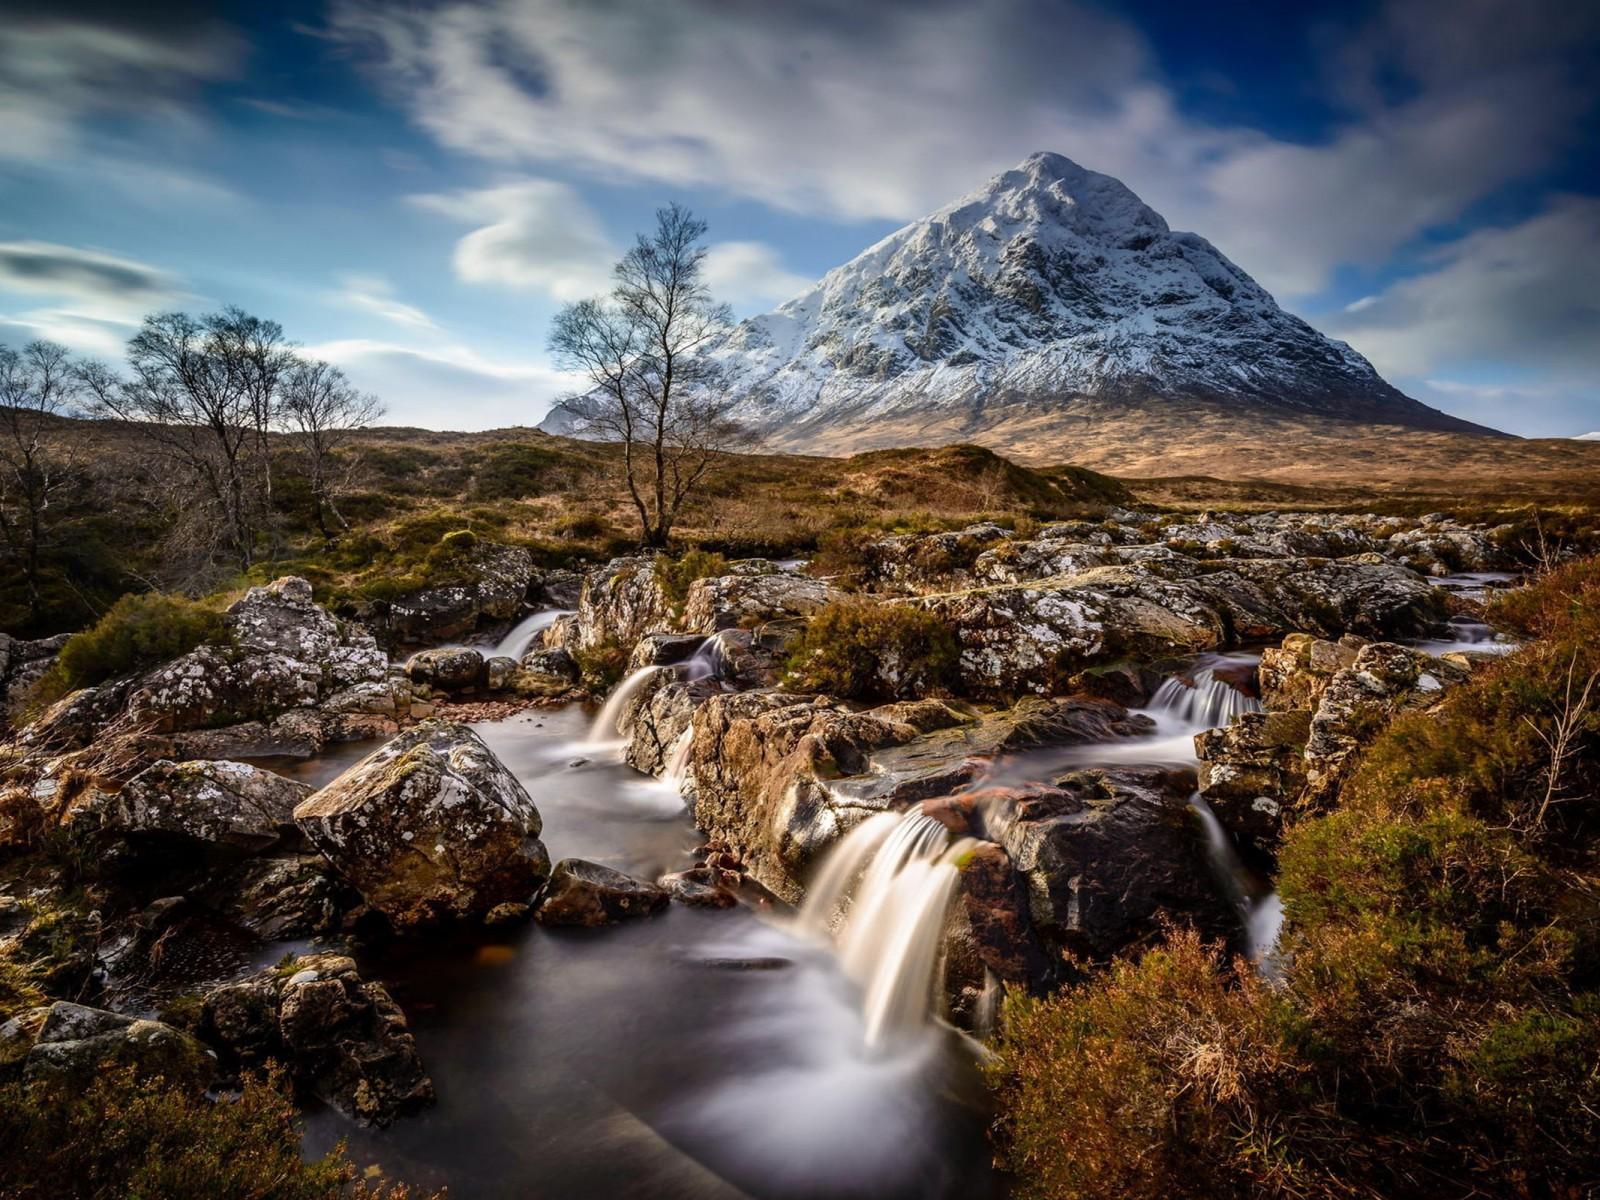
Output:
[950, 841, 1050, 988]
[1195, 710, 1312, 846]
[623, 675, 719, 778]
[7, 1001, 214, 1090]
[628, 633, 708, 669]
[484, 655, 519, 691]
[404, 646, 484, 693]
[112, 759, 312, 851]
[535, 859, 670, 925]
[294, 722, 550, 927]
[484, 901, 531, 926]
[983, 767, 1229, 961]
[202, 952, 433, 1126]
[659, 868, 739, 909]
[372, 541, 536, 646]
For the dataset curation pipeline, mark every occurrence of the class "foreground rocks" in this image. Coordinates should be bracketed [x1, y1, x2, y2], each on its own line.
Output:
[111, 759, 313, 851]
[366, 540, 537, 646]
[0, 1001, 214, 1089]
[202, 953, 433, 1126]
[294, 721, 550, 927]
[1198, 635, 1474, 846]
[534, 859, 670, 926]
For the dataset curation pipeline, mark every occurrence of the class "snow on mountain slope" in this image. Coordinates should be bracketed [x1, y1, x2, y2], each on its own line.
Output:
[542, 152, 1493, 447]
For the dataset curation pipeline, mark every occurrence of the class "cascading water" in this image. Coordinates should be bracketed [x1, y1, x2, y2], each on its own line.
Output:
[1147, 666, 1262, 728]
[492, 608, 570, 661]
[586, 665, 667, 746]
[1189, 795, 1283, 970]
[798, 810, 975, 1048]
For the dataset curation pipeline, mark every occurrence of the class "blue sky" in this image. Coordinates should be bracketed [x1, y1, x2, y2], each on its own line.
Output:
[0, 0, 1596, 436]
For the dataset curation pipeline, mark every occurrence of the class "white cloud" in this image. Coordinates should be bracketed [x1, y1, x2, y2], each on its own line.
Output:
[307, 337, 580, 428]
[331, 0, 1600, 298]
[0, 240, 179, 307]
[333, 273, 440, 331]
[1324, 197, 1600, 379]
[410, 179, 615, 300]
[702, 242, 810, 309]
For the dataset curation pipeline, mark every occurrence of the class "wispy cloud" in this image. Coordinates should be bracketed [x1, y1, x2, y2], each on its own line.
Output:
[702, 242, 811, 309]
[333, 272, 440, 331]
[410, 178, 615, 300]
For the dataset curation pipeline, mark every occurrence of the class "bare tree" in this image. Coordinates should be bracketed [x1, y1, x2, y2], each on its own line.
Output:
[549, 203, 741, 548]
[79, 309, 284, 570]
[208, 306, 293, 509]
[278, 357, 383, 541]
[0, 341, 84, 622]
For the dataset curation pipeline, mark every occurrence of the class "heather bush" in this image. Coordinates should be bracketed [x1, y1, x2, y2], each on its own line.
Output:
[40, 592, 224, 700]
[783, 601, 958, 700]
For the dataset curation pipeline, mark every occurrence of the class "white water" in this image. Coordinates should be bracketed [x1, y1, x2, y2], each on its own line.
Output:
[586, 665, 667, 746]
[492, 608, 570, 661]
[799, 811, 975, 1049]
[1189, 795, 1283, 970]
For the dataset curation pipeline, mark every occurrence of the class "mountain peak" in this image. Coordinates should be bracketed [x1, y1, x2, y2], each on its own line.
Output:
[543, 154, 1494, 449]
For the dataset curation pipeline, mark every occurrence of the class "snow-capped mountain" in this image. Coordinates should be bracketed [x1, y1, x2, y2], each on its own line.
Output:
[542, 152, 1491, 450]
[1576, 431, 1600, 441]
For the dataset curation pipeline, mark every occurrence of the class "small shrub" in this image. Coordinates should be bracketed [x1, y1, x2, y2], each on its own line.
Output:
[0, 1067, 430, 1199]
[653, 548, 729, 613]
[807, 526, 879, 583]
[470, 441, 561, 500]
[41, 592, 225, 699]
[783, 601, 958, 700]
[572, 640, 628, 692]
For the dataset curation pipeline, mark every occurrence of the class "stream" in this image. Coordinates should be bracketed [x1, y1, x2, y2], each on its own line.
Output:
[271, 644, 1320, 1197]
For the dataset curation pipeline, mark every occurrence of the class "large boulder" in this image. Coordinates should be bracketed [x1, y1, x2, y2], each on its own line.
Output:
[293, 722, 550, 927]
[971, 767, 1230, 963]
[681, 569, 845, 632]
[202, 953, 432, 1126]
[534, 859, 670, 926]
[404, 646, 485, 693]
[372, 541, 536, 645]
[2, 1001, 214, 1090]
[112, 758, 312, 851]
[563, 556, 671, 652]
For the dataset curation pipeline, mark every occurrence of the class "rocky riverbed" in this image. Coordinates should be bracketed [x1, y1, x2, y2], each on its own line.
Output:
[0, 506, 1527, 1197]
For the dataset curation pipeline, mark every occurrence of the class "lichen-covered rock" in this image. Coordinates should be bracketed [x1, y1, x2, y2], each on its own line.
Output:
[293, 722, 550, 927]
[8, 1001, 214, 1090]
[113, 758, 312, 851]
[1195, 710, 1312, 846]
[404, 646, 484, 692]
[566, 556, 670, 652]
[535, 859, 670, 925]
[202, 953, 433, 1126]
[1301, 642, 1465, 804]
[973, 539, 1121, 586]
[627, 632, 708, 669]
[623, 675, 718, 778]
[1258, 633, 1364, 711]
[519, 646, 580, 685]
[373, 541, 536, 645]
[680, 571, 845, 632]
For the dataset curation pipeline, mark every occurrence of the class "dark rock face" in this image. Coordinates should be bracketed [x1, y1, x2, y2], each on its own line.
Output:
[294, 722, 550, 927]
[112, 758, 312, 851]
[949, 841, 1050, 988]
[658, 868, 739, 909]
[202, 953, 433, 1126]
[222, 854, 352, 939]
[0, 632, 69, 731]
[980, 768, 1230, 961]
[370, 542, 536, 646]
[2, 1001, 215, 1090]
[535, 859, 670, 926]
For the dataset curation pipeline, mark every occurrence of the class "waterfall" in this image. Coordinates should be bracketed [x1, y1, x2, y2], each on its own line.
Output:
[1148, 667, 1262, 728]
[681, 635, 725, 684]
[586, 665, 666, 745]
[798, 810, 975, 1048]
[1189, 794, 1283, 970]
[663, 726, 695, 789]
[492, 608, 570, 661]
